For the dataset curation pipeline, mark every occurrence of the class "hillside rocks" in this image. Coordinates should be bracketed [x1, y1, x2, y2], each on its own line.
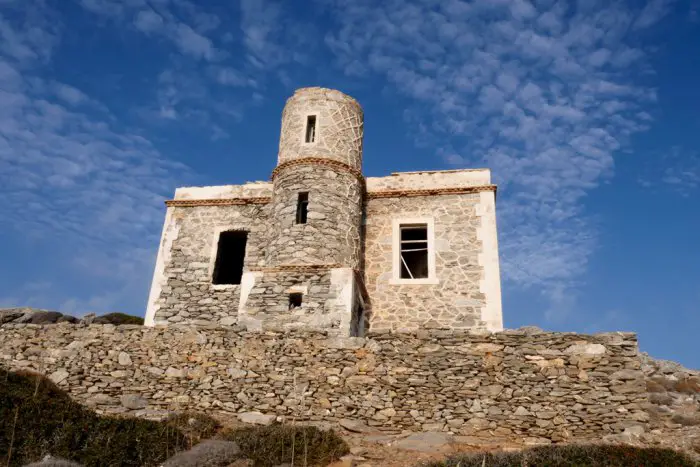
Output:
[641, 353, 700, 428]
[0, 308, 143, 326]
[0, 308, 79, 325]
[0, 323, 648, 441]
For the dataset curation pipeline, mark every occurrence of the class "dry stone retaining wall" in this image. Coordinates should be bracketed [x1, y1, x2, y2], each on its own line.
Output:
[0, 324, 647, 441]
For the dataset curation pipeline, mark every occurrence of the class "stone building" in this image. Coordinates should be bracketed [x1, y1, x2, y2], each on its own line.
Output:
[145, 87, 503, 336]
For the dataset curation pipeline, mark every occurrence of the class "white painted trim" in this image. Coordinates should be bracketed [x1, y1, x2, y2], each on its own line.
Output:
[390, 217, 437, 285]
[331, 268, 355, 335]
[145, 207, 179, 326]
[476, 190, 504, 332]
[300, 112, 319, 146]
[237, 271, 263, 331]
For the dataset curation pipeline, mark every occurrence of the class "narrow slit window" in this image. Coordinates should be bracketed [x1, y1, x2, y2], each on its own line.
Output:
[212, 231, 247, 285]
[399, 224, 429, 279]
[296, 192, 309, 224]
[289, 293, 303, 310]
[305, 115, 317, 143]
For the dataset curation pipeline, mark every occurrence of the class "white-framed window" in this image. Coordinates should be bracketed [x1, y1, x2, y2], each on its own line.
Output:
[390, 218, 438, 285]
[302, 114, 318, 144]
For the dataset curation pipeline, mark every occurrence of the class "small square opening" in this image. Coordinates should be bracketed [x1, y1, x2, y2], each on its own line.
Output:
[289, 293, 303, 310]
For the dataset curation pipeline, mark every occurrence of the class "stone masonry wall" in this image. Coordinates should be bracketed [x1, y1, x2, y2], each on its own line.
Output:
[0, 324, 648, 442]
[240, 270, 346, 332]
[152, 204, 269, 325]
[364, 193, 486, 332]
[277, 87, 363, 169]
[266, 165, 363, 269]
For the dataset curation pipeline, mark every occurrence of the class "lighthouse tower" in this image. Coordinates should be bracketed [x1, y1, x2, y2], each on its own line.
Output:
[267, 87, 364, 268]
[238, 87, 366, 335]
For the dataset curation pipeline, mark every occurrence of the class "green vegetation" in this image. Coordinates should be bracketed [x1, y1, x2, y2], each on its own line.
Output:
[220, 423, 349, 467]
[0, 368, 188, 466]
[422, 444, 698, 467]
[93, 312, 144, 325]
[0, 367, 349, 466]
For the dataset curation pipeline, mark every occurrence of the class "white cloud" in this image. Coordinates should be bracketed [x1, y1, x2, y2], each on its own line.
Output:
[640, 146, 700, 197]
[53, 82, 88, 105]
[133, 10, 164, 33]
[322, 0, 665, 316]
[0, 5, 193, 315]
[171, 23, 216, 60]
[634, 0, 676, 29]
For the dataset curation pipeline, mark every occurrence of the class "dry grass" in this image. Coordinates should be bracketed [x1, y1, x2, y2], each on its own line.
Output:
[421, 444, 699, 467]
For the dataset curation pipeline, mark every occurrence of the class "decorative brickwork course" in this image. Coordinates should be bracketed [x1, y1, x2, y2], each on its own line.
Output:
[165, 198, 271, 207]
[0, 324, 647, 442]
[367, 185, 496, 199]
[271, 157, 364, 185]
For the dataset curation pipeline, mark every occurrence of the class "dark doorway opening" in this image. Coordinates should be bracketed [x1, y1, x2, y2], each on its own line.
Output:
[212, 231, 247, 285]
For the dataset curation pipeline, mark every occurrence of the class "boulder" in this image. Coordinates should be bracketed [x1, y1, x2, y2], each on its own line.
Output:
[121, 394, 148, 410]
[237, 412, 275, 426]
[338, 419, 371, 433]
[30, 311, 64, 324]
[394, 432, 454, 452]
[25, 455, 83, 467]
[161, 440, 241, 467]
[0, 308, 27, 324]
[57, 315, 79, 323]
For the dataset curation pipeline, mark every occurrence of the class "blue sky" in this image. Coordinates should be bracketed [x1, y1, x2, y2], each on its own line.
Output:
[0, 0, 698, 367]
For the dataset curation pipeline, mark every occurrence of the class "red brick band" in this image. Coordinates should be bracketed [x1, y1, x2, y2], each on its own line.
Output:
[271, 157, 364, 184]
[248, 264, 344, 273]
[367, 185, 497, 199]
[165, 197, 271, 207]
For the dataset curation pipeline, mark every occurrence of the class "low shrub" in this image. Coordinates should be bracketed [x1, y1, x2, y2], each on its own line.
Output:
[166, 411, 222, 447]
[93, 312, 144, 325]
[0, 367, 187, 466]
[422, 444, 698, 467]
[220, 423, 349, 467]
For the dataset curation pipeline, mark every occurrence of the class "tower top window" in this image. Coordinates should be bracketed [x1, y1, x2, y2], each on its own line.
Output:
[305, 115, 317, 143]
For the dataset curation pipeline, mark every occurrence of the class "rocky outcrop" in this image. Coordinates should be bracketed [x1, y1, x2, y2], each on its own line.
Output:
[641, 353, 699, 428]
[1, 308, 79, 325]
[0, 308, 142, 326]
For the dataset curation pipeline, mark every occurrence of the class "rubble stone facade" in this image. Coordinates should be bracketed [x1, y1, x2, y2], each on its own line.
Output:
[145, 87, 503, 335]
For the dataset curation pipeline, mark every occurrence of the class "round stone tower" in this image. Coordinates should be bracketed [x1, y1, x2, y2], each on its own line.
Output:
[266, 87, 364, 269]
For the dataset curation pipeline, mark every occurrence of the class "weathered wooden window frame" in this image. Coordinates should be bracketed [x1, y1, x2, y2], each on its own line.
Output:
[390, 217, 438, 285]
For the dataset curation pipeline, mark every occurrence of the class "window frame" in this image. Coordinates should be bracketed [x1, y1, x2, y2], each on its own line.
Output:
[301, 113, 319, 145]
[390, 217, 438, 285]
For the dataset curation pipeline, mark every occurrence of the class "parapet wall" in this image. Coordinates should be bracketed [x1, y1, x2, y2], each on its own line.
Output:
[0, 324, 648, 442]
